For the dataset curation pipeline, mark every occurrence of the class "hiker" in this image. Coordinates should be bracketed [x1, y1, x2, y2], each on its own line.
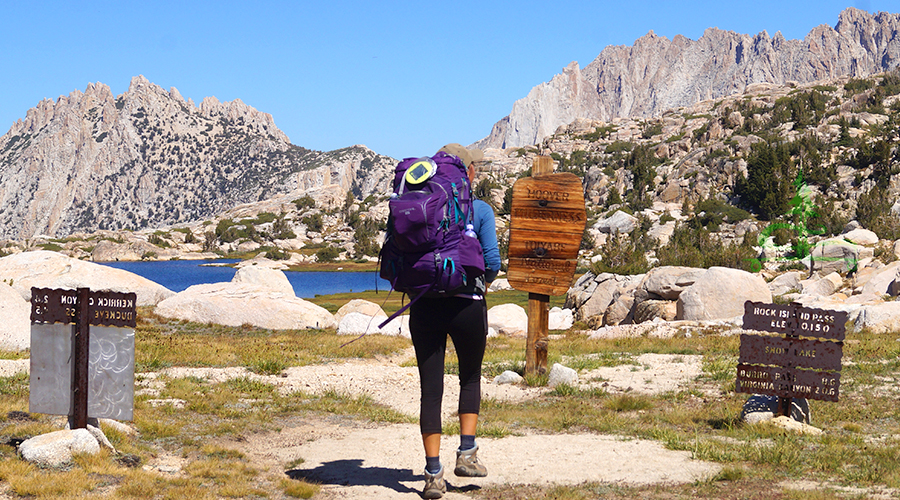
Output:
[410, 144, 501, 499]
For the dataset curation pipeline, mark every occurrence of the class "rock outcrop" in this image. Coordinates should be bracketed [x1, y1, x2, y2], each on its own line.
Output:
[0, 282, 29, 351]
[567, 266, 773, 325]
[154, 267, 335, 330]
[477, 8, 900, 150]
[231, 265, 294, 296]
[0, 250, 173, 306]
[676, 267, 772, 321]
[0, 75, 395, 240]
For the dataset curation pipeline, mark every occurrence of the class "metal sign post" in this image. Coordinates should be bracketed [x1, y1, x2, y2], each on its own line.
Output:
[30, 287, 137, 427]
[508, 156, 587, 375]
[738, 301, 847, 414]
[73, 288, 90, 429]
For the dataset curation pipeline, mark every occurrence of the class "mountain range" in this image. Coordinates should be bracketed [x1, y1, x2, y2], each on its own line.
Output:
[0, 76, 394, 240]
[1, 7, 898, 242]
[475, 7, 900, 150]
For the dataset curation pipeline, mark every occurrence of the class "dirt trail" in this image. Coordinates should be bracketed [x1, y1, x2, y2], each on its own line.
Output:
[222, 419, 719, 499]
[2, 351, 722, 499]
[184, 350, 720, 499]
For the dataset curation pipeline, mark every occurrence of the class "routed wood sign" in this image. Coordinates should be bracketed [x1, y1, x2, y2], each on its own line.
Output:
[507, 171, 586, 296]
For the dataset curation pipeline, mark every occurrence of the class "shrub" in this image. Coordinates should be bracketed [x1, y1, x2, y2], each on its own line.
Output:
[642, 122, 663, 139]
[590, 232, 651, 275]
[656, 222, 757, 271]
[605, 141, 634, 154]
[263, 247, 289, 260]
[292, 195, 316, 210]
[215, 219, 258, 243]
[315, 246, 341, 262]
[302, 213, 324, 233]
[180, 228, 198, 244]
[772, 226, 793, 246]
[856, 185, 897, 240]
[148, 232, 171, 248]
[270, 213, 296, 240]
[579, 124, 617, 141]
[844, 77, 874, 94]
[474, 177, 500, 204]
[696, 197, 751, 225]
[251, 212, 278, 225]
[499, 187, 513, 216]
[202, 231, 217, 252]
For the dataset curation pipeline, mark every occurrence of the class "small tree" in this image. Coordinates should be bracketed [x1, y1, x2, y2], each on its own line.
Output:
[270, 213, 296, 240]
[606, 186, 622, 207]
[591, 231, 651, 275]
[302, 213, 324, 233]
[735, 141, 794, 220]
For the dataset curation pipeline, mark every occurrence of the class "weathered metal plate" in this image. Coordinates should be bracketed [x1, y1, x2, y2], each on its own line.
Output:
[736, 363, 840, 402]
[31, 288, 137, 327]
[735, 363, 794, 397]
[794, 305, 847, 341]
[790, 368, 840, 402]
[743, 301, 846, 341]
[29, 323, 73, 416]
[507, 173, 586, 296]
[743, 301, 796, 335]
[29, 324, 135, 420]
[738, 334, 843, 371]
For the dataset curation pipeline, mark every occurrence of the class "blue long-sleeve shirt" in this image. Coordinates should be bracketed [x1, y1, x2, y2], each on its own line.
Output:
[472, 199, 501, 283]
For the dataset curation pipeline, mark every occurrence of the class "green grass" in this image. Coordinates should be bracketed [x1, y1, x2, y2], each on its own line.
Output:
[134, 307, 408, 370]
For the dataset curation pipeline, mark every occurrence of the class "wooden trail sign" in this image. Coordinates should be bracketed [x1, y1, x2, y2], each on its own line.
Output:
[737, 300, 846, 411]
[507, 165, 586, 296]
[508, 156, 587, 375]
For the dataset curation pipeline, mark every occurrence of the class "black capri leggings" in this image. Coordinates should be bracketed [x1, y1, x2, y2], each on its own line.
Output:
[409, 296, 488, 434]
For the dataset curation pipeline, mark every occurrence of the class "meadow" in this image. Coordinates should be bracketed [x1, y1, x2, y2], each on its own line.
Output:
[0, 289, 898, 499]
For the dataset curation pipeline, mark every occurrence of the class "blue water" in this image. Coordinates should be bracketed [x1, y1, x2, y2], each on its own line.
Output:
[98, 260, 390, 298]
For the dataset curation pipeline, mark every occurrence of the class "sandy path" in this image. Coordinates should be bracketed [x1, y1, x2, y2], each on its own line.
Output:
[235, 420, 719, 499]
[2, 351, 722, 498]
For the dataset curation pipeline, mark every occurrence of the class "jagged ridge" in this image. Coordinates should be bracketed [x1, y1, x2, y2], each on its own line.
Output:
[476, 7, 900, 150]
[0, 76, 395, 240]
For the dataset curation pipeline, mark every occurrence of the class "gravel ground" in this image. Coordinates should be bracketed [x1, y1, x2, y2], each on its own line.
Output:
[1, 350, 723, 499]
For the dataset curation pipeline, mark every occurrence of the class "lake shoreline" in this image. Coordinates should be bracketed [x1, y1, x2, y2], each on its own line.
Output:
[192, 257, 378, 273]
[98, 259, 388, 297]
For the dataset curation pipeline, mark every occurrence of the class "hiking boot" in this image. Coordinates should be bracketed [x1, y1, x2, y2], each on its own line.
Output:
[423, 466, 446, 499]
[454, 444, 488, 477]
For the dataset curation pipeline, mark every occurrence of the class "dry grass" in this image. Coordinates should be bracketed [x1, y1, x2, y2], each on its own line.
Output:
[0, 308, 898, 499]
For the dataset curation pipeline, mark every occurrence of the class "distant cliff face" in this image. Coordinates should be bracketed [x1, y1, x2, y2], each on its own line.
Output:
[0, 76, 394, 239]
[476, 7, 900, 150]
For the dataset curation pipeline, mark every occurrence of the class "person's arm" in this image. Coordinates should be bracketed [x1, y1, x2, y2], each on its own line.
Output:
[473, 200, 501, 283]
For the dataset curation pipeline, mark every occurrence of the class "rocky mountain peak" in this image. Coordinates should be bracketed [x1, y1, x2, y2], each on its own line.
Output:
[476, 7, 900, 151]
[0, 76, 394, 240]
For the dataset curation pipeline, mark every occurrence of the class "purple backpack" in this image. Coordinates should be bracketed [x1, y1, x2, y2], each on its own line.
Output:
[378, 152, 485, 326]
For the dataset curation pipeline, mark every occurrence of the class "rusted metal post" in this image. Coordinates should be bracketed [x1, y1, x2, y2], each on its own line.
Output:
[72, 287, 90, 429]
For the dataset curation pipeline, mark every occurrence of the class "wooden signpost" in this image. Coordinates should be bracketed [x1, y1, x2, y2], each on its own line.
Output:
[738, 300, 847, 415]
[507, 157, 587, 375]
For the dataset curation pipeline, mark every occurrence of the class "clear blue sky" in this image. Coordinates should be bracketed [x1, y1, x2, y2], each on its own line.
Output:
[0, 1, 893, 160]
